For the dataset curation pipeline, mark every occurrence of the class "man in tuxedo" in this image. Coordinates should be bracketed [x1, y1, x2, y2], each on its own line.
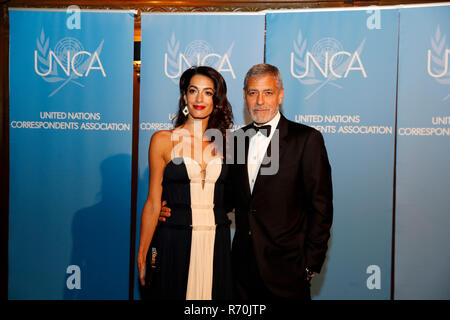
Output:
[159, 63, 333, 300]
[230, 64, 333, 300]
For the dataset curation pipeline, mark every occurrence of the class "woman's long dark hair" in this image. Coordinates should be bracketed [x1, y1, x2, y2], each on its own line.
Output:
[174, 66, 233, 136]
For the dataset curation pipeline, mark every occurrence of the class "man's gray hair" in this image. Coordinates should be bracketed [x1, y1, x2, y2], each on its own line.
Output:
[243, 63, 283, 91]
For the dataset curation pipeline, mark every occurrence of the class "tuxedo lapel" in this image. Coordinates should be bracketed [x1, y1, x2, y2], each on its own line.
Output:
[252, 114, 289, 193]
[236, 127, 252, 200]
[276, 113, 289, 161]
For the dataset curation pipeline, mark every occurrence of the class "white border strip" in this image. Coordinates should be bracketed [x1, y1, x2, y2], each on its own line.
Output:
[263, 5, 398, 14]
[396, 2, 450, 8]
[263, 2, 450, 14]
[9, 8, 138, 14]
[142, 12, 265, 16]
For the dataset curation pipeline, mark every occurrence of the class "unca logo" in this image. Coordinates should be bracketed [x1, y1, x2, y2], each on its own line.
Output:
[427, 25, 450, 101]
[291, 30, 367, 100]
[164, 32, 236, 83]
[34, 28, 106, 97]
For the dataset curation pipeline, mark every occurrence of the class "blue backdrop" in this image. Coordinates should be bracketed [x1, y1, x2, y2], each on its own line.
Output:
[9, 9, 134, 299]
[266, 7, 399, 299]
[395, 4, 450, 300]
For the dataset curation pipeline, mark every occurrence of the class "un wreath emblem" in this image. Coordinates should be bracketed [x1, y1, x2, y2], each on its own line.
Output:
[34, 28, 106, 97]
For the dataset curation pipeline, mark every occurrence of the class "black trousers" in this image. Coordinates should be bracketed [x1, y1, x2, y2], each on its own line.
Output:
[233, 243, 311, 301]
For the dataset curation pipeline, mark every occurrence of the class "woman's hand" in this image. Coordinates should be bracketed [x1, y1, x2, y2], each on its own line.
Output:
[159, 200, 171, 222]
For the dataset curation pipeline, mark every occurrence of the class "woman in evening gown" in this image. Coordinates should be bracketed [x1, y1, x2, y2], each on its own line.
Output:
[137, 66, 234, 300]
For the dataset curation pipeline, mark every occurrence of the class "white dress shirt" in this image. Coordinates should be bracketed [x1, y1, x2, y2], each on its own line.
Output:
[247, 112, 281, 193]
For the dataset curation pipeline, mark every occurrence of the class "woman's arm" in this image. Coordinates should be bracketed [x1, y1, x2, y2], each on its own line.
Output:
[137, 131, 168, 286]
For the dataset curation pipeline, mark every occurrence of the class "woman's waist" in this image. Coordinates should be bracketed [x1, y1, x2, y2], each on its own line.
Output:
[168, 202, 228, 211]
[158, 220, 231, 230]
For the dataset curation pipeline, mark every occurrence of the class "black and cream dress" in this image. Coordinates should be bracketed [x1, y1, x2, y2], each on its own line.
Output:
[149, 156, 232, 300]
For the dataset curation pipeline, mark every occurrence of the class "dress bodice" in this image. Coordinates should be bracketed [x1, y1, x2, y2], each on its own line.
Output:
[161, 157, 230, 227]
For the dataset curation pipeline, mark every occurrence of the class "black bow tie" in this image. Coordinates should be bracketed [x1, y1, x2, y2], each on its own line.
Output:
[249, 123, 271, 137]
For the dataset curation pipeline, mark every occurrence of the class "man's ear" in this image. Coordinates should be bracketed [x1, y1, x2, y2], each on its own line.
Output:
[278, 88, 284, 105]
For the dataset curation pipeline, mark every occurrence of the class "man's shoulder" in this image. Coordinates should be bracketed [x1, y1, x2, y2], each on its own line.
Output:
[283, 116, 321, 137]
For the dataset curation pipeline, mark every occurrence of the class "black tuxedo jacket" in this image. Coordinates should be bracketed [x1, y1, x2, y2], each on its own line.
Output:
[229, 114, 333, 299]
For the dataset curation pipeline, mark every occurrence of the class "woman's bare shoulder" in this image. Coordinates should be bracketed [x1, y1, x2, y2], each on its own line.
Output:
[150, 130, 173, 142]
[149, 130, 176, 164]
[149, 130, 173, 151]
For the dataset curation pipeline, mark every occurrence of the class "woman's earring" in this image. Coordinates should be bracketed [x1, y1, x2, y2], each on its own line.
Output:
[182, 105, 189, 116]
